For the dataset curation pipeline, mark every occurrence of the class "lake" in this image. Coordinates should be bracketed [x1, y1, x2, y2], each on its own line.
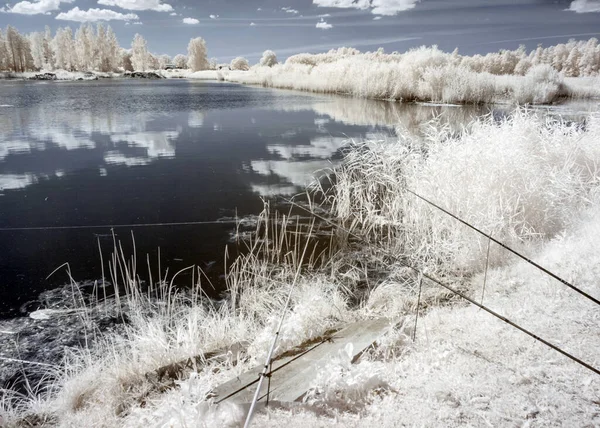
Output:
[1, 79, 592, 318]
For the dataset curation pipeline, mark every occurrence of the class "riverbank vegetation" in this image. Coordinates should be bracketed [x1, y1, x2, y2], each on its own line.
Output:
[2, 23, 600, 104]
[1, 109, 599, 427]
[223, 46, 600, 104]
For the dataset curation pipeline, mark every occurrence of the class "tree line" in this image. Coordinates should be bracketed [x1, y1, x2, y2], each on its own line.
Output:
[0, 24, 275, 73]
[3, 22, 599, 77]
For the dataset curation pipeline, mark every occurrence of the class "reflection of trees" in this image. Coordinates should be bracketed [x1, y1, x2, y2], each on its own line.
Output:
[266, 136, 347, 160]
[188, 111, 204, 128]
[310, 97, 488, 137]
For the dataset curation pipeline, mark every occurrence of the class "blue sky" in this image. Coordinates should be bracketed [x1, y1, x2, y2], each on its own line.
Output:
[1, 0, 600, 62]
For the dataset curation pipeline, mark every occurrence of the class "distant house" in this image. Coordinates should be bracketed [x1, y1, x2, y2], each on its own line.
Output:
[164, 64, 181, 70]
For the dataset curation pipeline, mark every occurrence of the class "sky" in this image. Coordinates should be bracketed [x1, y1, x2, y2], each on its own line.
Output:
[1, 0, 600, 62]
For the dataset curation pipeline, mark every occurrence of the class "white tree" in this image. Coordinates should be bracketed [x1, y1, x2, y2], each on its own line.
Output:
[259, 49, 277, 67]
[75, 24, 95, 71]
[53, 27, 75, 71]
[95, 23, 107, 71]
[5, 26, 33, 72]
[230, 56, 250, 70]
[148, 53, 160, 70]
[105, 26, 120, 72]
[28, 32, 45, 70]
[173, 54, 187, 69]
[0, 30, 7, 70]
[187, 37, 209, 71]
[121, 49, 133, 71]
[158, 54, 171, 69]
[43, 26, 54, 70]
[131, 33, 149, 71]
[578, 38, 598, 76]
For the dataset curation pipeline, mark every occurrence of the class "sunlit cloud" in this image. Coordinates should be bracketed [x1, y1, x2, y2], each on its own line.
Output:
[567, 0, 600, 13]
[316, 20, 333, 29]
[97, 0, 173, 12]
[313, 0, 419, 16]
[182, 17, 199, 24]
[3, 0, 73, 15]
[56, 7, 139, 22]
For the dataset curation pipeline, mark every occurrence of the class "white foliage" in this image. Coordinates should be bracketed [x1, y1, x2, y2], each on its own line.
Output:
[230, 56, 250, 71]
[225, 43, 600, 104]
[131, 33, 149, 71]
[259, 49, 278, 67]
[187, 37, 209, 71]
[172, 54, 187, 69]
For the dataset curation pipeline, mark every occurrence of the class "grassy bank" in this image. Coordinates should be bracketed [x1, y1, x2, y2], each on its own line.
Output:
[222, 47, 600, 105]
[1, 110, 600, 427]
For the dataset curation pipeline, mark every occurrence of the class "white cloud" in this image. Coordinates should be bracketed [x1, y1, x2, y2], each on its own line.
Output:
[257, 7, 261, 11]
[97, 0, 173, 12]
[133, 21, 142, 24]
[209, 14, 218, 19]
[56, 7, 139, 21]
[169, 12, 176, 15]
[568, 0, 600, 13]
[316, 20, 333, 29]
[250, 22, 256, 26]
[4, 0, 73, 15]
[182, 17, 199, 24]
[373, 15, 382, 20]
[319, 13, 331, 17]
[282, 6, 299, 13]
[313, 0, 419, 15]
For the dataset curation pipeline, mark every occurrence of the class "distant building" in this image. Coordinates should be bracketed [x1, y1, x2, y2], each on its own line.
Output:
[164, 64, 181, 70]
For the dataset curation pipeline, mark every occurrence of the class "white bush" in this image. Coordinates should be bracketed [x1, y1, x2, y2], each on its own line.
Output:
[259, 50, 278, 67]
[230, 56, 250, 71]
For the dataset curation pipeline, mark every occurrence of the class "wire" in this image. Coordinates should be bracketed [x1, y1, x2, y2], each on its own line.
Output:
[286, 198, 600, 377]
[406, 189, 600, 307]
[0, 219, 237, 232]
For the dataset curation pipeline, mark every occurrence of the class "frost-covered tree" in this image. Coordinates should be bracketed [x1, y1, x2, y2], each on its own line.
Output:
[121, 50, 133, 71]
[578, 38, 598, 76]
[158, 54, 171, 69]
[43, 26, 54, 70]
[28, 32, 45, 70]
[230, 56, 250, 71]
[5, 26, 33, 72]
[187, 37, 209, 71]
[74, 24, 96, 71]
[0, 30, 7, 70]
[259, 49, 277, 67]
[148, 53, 160, 70]
[131, 33, 149, 71]
[53, 27, 75, 71]
[173, 54, 187, 69]
[564, 46, 582, 77]
[105, 26, 120, 72]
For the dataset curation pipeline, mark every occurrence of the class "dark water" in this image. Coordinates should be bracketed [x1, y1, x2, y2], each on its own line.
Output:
[0, 79, 497, 318]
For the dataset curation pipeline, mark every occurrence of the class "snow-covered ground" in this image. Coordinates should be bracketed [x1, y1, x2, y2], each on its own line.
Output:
[0, 70, 118, 80]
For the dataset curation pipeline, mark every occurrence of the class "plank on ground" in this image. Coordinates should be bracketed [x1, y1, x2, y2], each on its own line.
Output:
[211, 317, 397, 404]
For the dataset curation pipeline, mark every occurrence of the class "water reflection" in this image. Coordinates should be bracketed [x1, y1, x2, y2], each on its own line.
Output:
[0, 82, 496, 199]
[5, 79, 587, 317]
